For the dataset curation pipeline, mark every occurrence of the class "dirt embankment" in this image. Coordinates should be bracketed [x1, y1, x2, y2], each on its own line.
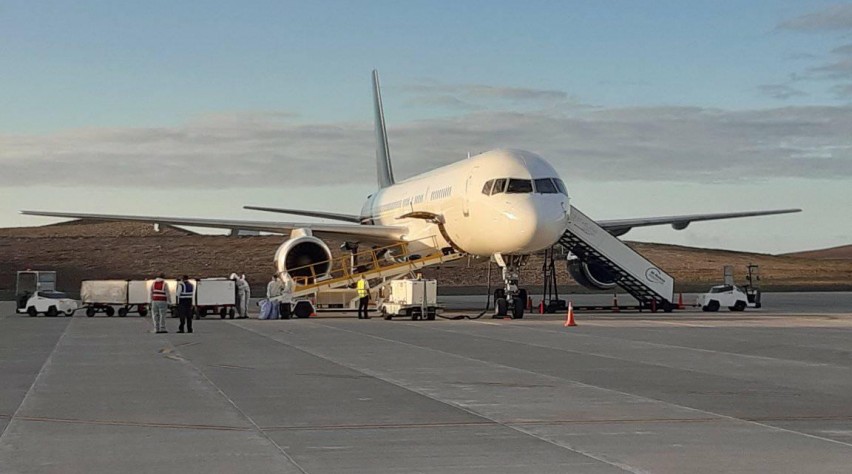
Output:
[2, 221, 851, 296]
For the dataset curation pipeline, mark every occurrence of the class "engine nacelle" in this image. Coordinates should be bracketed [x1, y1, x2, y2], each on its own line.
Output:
[567, 260, 618, 290]
[274, 230, 333, 279]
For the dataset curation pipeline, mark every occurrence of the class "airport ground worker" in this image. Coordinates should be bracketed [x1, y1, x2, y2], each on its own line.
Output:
[265, 275, 282, 319]
[279, 272, 294, 319]
[149, 273, 170, 333]
[356, 274, 370, 319]
[236, 274, 251, 319]
[177, 275, 194, 333]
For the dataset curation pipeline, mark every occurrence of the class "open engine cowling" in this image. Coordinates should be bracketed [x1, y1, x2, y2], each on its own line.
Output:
[567, 260, 618, 290]
[274, 230, 333, 279]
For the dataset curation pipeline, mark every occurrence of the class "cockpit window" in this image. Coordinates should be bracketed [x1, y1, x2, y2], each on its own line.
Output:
[553, 178, 568, 195]
[482, 179, 494, 195]
[491, 178, 507, 195]
[534, 178, 558, 194]
[506, 179, 533, 194]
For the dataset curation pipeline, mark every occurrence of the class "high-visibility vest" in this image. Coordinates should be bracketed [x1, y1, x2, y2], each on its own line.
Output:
[356, 279, 369, 298]
[151, 280, 167, 301]
[178, 281, 194, 300]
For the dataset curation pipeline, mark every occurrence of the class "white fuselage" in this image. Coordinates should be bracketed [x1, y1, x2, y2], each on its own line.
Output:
[360, 149, 570, 256]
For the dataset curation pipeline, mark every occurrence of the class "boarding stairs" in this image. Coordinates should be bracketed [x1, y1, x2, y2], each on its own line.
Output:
[559, 206, 675, 310]
[290, 239, 463, 298]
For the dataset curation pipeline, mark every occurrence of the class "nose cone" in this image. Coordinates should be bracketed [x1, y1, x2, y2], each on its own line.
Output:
[499, 196, 569, 253]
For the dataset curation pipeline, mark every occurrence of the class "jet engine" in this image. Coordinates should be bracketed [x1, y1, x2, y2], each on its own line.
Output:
[274, 229, 333, 279]
[567, 260, 618, 290]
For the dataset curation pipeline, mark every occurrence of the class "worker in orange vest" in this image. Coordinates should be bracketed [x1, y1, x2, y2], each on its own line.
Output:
[149, 273, 171, 333]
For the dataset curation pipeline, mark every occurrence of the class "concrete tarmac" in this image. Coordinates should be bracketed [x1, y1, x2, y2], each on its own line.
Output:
[2, 300, 852, 473]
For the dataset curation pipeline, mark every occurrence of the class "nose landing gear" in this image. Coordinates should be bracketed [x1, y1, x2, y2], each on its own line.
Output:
[493, 254, 529, 319]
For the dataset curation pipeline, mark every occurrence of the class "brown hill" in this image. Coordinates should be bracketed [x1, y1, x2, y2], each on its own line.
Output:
[2, 221, 851, 296]
[783, 244, 852, 260]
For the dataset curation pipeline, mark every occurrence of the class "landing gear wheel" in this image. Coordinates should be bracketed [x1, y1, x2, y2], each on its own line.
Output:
[702, 300, 720, 312]
[105, 306, 115, 317]
[118, 307, 128, 317]
[46, 306, 58, 317]
[27, 306, 37, 317]
[512, 298, 525, 319]
[495, 298, 508, 318]
[86, 307, 96, 317]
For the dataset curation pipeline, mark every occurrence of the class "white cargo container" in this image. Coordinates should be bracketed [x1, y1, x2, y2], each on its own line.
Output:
[81, 279, 152, 317]
[381, 278, 438, 320]
[195, 278, 236, 319]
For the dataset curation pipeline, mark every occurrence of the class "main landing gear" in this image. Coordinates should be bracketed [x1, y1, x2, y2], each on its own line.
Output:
[493, 254, 528, 319]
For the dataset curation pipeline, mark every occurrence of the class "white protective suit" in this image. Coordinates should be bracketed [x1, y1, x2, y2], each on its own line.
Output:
[279, 273, 294, 305]
[236, 275, 251, 318]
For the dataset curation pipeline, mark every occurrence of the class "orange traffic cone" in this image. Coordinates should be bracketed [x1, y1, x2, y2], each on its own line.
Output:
[612, 293, 620, 313]
[539, 301, 545, 314]
[564, 302, 577, 327]
[677, 293, 685, 310]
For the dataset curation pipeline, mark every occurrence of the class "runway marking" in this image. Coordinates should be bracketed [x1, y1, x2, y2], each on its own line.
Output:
[234, 321, 647, 474]
[0, 318, 71, 441]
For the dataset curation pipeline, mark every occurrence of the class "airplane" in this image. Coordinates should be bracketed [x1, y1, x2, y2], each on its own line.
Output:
[22, 70, 800, 318]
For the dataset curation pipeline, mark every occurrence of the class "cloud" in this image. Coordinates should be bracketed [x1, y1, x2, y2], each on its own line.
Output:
[399, 81, 570, 111]
[2, 103, 852, 189]
[757, 84, 808, 100]
[778, 4, 852, 31]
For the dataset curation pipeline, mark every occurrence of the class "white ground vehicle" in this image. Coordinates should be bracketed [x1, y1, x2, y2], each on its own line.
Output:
[20, 290, 78, 317]
[697, 285, 749, 312]
[15, 270, 78, 317]
[380, 278, 438, 320]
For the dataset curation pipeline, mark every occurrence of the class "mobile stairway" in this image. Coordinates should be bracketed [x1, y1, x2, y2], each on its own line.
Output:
[290, 240, 463, 299]
[559, 206, 675, 311]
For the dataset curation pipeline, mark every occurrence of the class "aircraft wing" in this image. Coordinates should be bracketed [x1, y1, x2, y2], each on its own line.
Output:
[19, 210, 407, 242]
[243, 206, 361, 223]
[596, 208, 801, 236]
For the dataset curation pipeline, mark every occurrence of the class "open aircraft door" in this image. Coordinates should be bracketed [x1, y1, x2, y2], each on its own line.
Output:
[464, 166, 478, 217]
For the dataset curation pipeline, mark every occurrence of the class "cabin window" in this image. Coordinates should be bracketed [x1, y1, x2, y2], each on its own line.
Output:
[491, 178, 507, 195]
[506, 179, 533, 194]
[534, 178, 558, 194]
[482, 179, 494, 195]
[554, 178, 568, 196]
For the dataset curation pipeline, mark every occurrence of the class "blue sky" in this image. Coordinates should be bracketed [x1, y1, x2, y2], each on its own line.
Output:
[2, 1, 852, 253]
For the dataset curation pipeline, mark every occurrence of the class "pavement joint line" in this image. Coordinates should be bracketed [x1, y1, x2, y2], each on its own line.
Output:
[15, 415, 251, 432]
[336, 321, 852, 451]
[165, 337, 310, 474]
[0, 317, 72, 441]
[461, 318, 849, 370]
[257, 417, 723, 432]
[231, 320, 644, 474]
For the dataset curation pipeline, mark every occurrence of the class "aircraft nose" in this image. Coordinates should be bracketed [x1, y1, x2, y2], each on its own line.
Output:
[500, 197, 569, 253]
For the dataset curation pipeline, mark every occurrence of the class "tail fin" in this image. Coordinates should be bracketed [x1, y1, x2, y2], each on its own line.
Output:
[372, 70, 395, 188]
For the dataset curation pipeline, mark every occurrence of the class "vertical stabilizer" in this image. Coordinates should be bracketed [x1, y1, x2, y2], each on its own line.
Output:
[372, 70, 395, 188]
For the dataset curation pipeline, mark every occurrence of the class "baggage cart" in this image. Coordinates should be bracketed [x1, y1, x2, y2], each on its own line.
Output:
[195, 278, 237, 319]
